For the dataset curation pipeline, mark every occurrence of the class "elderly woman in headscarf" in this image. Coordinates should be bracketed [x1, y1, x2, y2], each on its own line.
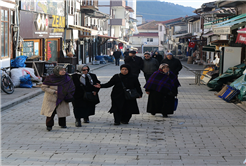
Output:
[94, 64, 143, 125]
[144, 63, 180, 117]
[71, 65, 100, 127]
[41, 65, 75, 131]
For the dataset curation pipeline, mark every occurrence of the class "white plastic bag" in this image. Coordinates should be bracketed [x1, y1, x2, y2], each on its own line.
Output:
[11, 68, 42, 87]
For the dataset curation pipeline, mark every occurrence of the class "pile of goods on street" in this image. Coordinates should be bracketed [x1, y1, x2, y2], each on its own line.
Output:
[10, 56, 42, 88]
[206, 63, 246, 103]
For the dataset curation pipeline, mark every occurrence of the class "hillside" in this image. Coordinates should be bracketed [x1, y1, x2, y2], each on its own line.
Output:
[136, 0, 196, 21]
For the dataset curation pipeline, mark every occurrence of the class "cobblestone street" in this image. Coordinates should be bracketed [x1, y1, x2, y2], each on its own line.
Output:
[1, 63, 245, 166]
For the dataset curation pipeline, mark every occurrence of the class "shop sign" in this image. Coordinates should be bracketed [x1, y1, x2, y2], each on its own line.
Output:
[236, 33, 246, 45]
[35, 14, 48, 31]
[34, 31, 48, 37]
[49, 33, 63, 38]
[213, 27, 230, 34]
[44, 63, 56, 76]
[52, 28, 64, 33]
[50, 15, 65, 28]
[47, 42, 52, 61]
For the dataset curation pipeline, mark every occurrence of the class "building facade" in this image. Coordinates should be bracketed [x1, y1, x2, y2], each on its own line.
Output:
[0, 0, 16, 68]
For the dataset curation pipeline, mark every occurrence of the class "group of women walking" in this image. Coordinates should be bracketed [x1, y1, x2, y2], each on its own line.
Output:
[40, 62, 180, 131]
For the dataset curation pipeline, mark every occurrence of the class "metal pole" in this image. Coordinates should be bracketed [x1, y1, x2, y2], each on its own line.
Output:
[15, 0, 19, 57]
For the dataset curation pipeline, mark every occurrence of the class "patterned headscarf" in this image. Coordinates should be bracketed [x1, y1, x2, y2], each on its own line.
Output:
[43, 72, 75, 106]
[80, 65, 93, 86]
[159, 63, 169, 69]
[144, 67, 180, 93]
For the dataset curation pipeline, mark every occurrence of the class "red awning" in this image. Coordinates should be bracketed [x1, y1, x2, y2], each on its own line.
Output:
[237, 27, 246, 34]
[236, 33, 246, 45]
[236, 28, 246, 44]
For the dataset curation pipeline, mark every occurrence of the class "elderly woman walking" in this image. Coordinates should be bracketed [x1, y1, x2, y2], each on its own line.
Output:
[144, 63, 180, 117]
[95, 64, 142, 125]
[72, 65, 100, 127]
[41, 66, 75, 131]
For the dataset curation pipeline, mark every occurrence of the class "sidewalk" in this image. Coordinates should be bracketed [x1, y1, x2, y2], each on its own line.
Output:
[0, 62, 111, 111]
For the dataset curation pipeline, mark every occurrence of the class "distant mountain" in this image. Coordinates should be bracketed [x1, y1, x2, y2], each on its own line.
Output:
[136, 0, 196, 21]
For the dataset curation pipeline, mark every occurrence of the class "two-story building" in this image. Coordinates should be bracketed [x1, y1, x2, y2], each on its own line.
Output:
[129, 21, 161, 56]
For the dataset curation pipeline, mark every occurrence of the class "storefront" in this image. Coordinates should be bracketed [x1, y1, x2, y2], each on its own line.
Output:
[68, 24, 99, 64]
[19, 11, 64, 62]
[0, 2, 16, 67]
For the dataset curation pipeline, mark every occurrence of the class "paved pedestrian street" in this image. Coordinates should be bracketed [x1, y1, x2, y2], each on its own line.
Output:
[1, 63, 245, 166]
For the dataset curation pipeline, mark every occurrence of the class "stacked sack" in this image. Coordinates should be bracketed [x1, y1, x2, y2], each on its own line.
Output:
[11, 68, 42, 87]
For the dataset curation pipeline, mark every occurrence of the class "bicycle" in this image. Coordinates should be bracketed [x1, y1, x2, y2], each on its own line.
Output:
[1, 67, 14, 94]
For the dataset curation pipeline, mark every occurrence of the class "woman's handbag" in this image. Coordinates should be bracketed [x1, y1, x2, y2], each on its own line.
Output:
[83, 91, 99, 104]
[81, 85, 100, 104]
[174, 97, 178, 111]
[118, 74, 140, 100]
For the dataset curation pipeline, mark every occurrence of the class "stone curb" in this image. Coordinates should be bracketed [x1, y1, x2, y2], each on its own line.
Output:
[89, 63, 111, 72]
[1, 89, 44, 111]
[1, 63, 111, 111]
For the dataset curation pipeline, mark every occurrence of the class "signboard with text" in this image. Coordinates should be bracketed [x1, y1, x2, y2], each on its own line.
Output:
[20, 0, 64, 16]
[213, 27, 231, 35]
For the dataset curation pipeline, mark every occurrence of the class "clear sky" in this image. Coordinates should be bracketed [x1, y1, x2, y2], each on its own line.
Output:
[159, 0, 210, 9]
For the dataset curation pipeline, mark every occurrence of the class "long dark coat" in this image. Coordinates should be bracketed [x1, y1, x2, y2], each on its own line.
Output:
[124, 56, 144, 77]
[145, 72, 178, 116]
[152, 53, 163, 64]
[100, 73, 143, 114]
[72, 73, 100, 119]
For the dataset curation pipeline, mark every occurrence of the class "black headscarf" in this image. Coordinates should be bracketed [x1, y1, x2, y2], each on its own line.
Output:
[120, 64, 132, 76]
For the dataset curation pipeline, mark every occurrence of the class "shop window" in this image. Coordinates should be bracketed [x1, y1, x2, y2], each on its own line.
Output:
[23, 39, 40, 58]
[1, 9, 9, 58]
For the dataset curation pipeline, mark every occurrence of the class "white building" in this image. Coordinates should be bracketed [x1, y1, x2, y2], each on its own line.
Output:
[129, 21, 160, 56]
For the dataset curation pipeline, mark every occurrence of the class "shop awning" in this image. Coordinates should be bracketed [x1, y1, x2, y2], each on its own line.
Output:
[202, 45, 215, 52]
[98, 35, 118, 39]
[236, 28, 246, 45]
[115, 39, 129, 45]
[68, 25, 98, 36]
[213, 13, 246, 34]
